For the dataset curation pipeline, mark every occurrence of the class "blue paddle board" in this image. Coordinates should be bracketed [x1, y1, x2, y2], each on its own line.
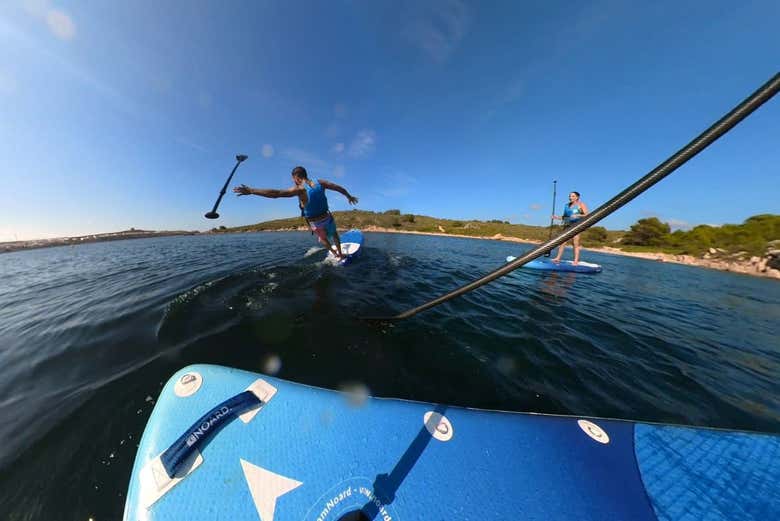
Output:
[507, 255, 602, 273]
[325, 229, 363, 266]
[124, 364, 779, 520]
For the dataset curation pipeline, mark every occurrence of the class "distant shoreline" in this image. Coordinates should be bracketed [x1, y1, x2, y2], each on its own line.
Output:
[374, 227, 780, 279]
[246, 225, 780, 280]
[0, 230, 199, 254]
[6, 226, 778, 280]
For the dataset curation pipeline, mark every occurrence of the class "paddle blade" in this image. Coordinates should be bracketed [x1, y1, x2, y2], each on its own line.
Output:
[204, 212, 219, 219]
[236, 154, 248, 162]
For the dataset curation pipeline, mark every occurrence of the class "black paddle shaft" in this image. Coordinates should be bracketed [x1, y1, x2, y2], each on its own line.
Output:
[544, 180, 557, 257]
[205, 154, 248, 219]
[366, 73, 780, 321]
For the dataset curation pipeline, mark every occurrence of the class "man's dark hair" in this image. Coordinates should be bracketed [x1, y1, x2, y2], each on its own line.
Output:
[291, 166, 308, 179]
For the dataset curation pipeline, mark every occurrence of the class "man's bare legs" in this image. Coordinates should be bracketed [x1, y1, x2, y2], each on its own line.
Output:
[320, 236, 344, 258]
[331, 233, 344, 257]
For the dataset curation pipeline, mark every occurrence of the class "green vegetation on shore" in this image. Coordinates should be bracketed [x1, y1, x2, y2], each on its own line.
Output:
[214, 209, 621, 245]
[620, 215, 779, 256]
[5, 212, 776, 260]
[215, 210, 779, 257]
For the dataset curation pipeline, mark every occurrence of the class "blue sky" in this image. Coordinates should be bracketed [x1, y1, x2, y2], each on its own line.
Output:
[1, 0, 778, 241]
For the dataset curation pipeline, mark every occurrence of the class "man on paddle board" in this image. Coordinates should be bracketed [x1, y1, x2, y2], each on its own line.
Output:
[552, 191, 589, 265]
[233, 166, 358, 258]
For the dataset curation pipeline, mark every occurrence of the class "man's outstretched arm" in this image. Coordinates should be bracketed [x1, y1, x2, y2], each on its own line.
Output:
[233, 184, 303, 198]
[319, 179, 358, 205]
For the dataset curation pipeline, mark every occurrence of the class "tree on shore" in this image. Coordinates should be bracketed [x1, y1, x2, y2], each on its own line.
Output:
[621, 214, 779, 256]
[582, 226, 608, 244]
[622, 217, 670, 246]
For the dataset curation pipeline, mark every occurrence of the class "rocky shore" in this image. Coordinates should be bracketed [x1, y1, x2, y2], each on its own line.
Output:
[356, 227, 780, 280]
[593, 245, 780, 279]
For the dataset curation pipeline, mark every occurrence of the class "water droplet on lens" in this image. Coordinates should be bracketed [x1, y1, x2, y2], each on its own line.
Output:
[262, 354, 282, 375]
[338, 381, 370, 407]
[495, 356, 516, 375]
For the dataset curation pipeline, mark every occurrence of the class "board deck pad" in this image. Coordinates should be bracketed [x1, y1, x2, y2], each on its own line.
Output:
[124, 365, 779, 520]
[325, 229, 363, 266]
[507, 255, 603, 273]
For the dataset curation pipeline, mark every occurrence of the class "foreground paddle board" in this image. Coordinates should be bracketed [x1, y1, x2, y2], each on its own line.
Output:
[507, 255, 602, 273]
[325, 229, 363, 266]
[124, 364, 779, 520]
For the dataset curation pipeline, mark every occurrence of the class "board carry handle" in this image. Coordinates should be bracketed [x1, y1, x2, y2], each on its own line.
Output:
[160, 390, 263, 478]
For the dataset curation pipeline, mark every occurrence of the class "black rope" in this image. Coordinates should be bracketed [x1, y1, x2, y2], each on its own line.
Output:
[366, 73, 780, 321]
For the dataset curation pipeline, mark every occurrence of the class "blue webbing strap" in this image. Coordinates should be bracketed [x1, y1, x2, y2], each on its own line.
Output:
[160, 390, 262, 478]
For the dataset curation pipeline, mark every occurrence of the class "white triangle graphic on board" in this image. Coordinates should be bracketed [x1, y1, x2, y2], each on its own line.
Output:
[241, 459, 303, 521]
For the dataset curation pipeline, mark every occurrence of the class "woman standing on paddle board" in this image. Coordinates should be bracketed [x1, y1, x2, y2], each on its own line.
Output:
[233, 166, 358, 258]
[552, 191, 588, 265]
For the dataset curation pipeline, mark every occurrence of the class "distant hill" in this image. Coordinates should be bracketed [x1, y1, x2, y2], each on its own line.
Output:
[214, 210, 780, 258]
[1, 229, 199, 254]
[210, 209, 624, 245]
